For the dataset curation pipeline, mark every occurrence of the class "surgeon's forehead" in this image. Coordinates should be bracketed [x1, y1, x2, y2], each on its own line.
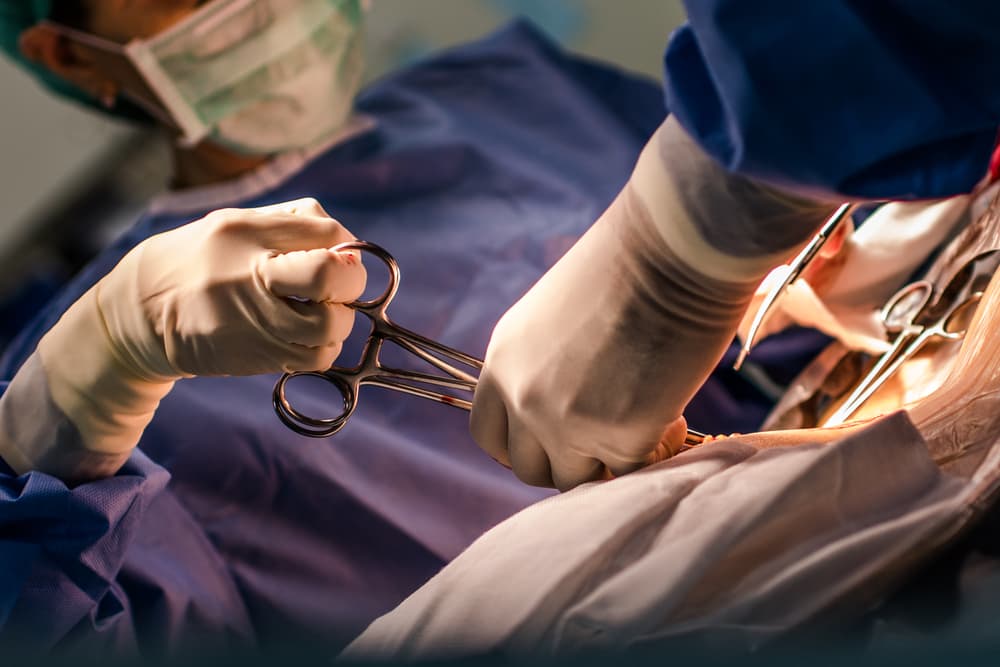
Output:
[84, 0, 211, 42]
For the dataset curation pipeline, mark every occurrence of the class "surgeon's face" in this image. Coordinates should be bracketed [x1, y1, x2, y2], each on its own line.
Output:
[74, 0, 211, 43]
[21, 0, 214, 113]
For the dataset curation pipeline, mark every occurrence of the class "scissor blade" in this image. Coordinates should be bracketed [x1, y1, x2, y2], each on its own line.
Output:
[821, 329, 918, 427]
[830, 327, 940, 427]
[735, 202, 856, 371]
[823, 250, 1000, 426]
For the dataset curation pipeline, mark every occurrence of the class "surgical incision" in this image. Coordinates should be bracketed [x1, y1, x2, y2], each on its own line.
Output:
[691, 202, 1000, 478]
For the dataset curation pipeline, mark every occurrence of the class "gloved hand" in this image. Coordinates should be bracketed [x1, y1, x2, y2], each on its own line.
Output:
[736, 197, 971, 355]
[471, 117, 839, 490]
[20, 198, 364, 480]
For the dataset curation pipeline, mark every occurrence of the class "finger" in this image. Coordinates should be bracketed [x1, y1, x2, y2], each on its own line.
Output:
[269, 302, 357, 349]
[550, 451, 605, 492]
[594, 426, 677, 479]
[506, 423, 555, 488]
[603, 455, 650, 479]
[258, 214, 358, 254]
[201, 200, 362, 257]
[248, 198, 351, 253]
[469, 373, 514, 468]
[802, 217, 853, 286]
[821, 215, 853, 257]
[252, 197, 333, 218]
[202, 204, 357, 254]
[224, 313, 344, 374]
[281, 341, 345, 373]
[658, 415, 690, 460]
[260, 247, 367, 303]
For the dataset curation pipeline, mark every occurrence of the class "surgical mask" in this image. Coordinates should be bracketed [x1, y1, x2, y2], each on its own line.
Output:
[50, 0, 366, 155]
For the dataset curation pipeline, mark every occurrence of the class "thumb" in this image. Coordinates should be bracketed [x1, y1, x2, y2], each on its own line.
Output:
[260, 247, 366, 303]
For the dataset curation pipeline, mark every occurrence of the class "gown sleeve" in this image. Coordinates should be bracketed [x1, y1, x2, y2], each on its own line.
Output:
[0, 353, 169, 650]
[664, 0, 1000, 199]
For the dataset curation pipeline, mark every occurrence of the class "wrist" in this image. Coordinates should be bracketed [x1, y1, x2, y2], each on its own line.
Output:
[36, 283, 175, 458]
[0, 353, 135, 481]
[96, 241, 185, 382]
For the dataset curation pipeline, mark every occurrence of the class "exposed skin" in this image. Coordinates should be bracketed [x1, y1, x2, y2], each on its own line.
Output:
[18, 0, 269, 190]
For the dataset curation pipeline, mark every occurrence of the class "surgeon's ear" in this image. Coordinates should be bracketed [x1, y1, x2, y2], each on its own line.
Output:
[19, 24, 119, 107]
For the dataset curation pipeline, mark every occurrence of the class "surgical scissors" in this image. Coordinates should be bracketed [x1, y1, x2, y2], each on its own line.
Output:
[273, 241, 709, 447]
[735, 202, 856, 371]
[822, 249, 1000, 426]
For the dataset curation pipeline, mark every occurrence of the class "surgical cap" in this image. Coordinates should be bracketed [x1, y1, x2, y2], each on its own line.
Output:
[0, 1, 90, 103]
[0, 0, 148, 120]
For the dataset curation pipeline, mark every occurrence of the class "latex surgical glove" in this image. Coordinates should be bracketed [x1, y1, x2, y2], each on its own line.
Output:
[737, 197, 971, 355]
[6, 198, 365, 481]
[471, 117, 839, 490]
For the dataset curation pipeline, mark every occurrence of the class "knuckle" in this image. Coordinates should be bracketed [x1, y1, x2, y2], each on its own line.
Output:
[206, 209, 251, 235]
[201, 208, 227, 224]
[278, 197, 332, 220]
[323, 222, 350, 247]
[297, 197, 327, 216]
[327, 220, 351, 242]
[203, 208, 240, 224]
[486, 314, 517, 354]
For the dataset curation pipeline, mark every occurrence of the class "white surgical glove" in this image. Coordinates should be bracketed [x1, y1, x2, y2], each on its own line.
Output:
[471, 118, 839, 490]
[2, 198, 365, 481]
[737, 196, 970, 355]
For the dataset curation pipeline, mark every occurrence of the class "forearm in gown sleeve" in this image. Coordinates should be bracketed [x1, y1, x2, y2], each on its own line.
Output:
[471, 117, 838, 490]
[667, 1, 1000, 198]
[0, 348, 166, 482]
[2, 198, 364, 483]
[0, 359, 169, 648]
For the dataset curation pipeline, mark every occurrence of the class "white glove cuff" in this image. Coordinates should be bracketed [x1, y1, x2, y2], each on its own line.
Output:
[631, 117, 837, 283]
[36, 284, 174, 466]
[0, 353, 135, 481]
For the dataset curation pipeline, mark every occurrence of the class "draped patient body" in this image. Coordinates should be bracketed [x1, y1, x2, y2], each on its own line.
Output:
[343, 199, 1000, 659]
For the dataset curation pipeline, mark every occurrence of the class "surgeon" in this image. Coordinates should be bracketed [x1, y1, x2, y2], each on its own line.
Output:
[0, 0, 704, 655]
[470, 2, 1000, 490]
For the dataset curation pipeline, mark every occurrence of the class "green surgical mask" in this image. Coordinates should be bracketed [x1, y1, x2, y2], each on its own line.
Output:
[52, 0, 366, 154]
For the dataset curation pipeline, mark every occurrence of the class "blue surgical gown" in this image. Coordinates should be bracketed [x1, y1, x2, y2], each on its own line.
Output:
[665, 1, 1000, 199]
[1, 21, 810, 654]
[12, 0, 994, 652]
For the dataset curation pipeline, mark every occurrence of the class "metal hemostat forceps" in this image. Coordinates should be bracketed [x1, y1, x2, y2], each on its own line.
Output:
[822, 249, 1000, 427]
[274, 241, 708, 450]
[735, 202, 857, 371]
